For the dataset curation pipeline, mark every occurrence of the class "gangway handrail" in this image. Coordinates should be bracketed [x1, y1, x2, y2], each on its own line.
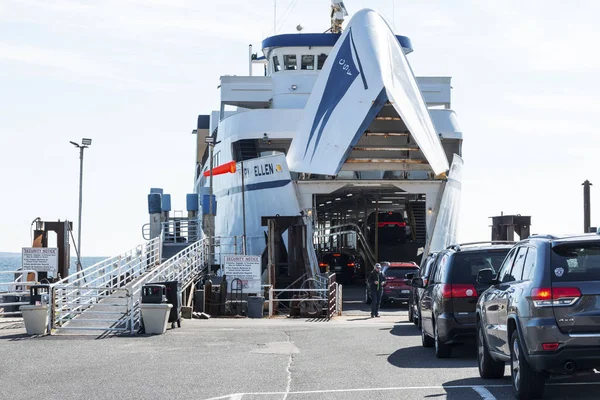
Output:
[129, 238, 207, 331]
[53, 237, 161, 288]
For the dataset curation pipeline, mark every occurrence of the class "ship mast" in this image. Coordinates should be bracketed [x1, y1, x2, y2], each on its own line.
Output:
[330, 0, 348, 33]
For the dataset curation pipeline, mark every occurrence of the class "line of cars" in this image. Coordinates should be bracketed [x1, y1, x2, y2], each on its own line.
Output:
[407, 233, 600, 399]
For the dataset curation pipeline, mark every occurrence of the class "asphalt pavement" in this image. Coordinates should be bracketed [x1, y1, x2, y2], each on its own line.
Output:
[0, 285, 599, 400]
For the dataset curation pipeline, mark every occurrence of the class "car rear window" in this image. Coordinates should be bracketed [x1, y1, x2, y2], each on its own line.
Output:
[450, 249, 511, 284]
[551, 242, 600, 281]
[384, 267, 418, 279]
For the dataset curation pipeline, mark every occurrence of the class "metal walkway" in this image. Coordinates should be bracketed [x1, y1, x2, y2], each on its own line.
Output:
[51, 237, 207, 335]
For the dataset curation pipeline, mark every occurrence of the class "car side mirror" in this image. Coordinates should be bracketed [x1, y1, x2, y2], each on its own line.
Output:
[477, 268, 496, 285]
[411, 277, 424, 288]
[405, 273, 415, 280]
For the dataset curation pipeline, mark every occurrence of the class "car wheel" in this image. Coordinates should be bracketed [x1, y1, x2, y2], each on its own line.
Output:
[421, 324, 434, 348]
[365, 288, 372, 304]
[510, 331, 545, 399]
[434, 321, 452, 358]
[477, 320, 505, 379]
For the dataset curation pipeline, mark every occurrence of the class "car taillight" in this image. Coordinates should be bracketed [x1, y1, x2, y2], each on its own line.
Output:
[542, 342, 560, 351]
[441, 284, 477, 299]
[347, 262, 355, 267]
[319, 263, 327, 267]
[377, 222, 407, 228]
[531, 287, 581, 307]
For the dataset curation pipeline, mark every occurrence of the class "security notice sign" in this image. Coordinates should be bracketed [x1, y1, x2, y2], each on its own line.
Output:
[222, 254, 262, 294]
[22, 247, 59, 272]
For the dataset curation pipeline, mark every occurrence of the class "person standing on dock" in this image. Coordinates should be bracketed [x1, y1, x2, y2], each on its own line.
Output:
[368, 263, 386, 318]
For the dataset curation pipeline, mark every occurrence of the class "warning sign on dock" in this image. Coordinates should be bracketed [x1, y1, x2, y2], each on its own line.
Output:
[22, 247, 58, 272]
[222, 255, 262, 294]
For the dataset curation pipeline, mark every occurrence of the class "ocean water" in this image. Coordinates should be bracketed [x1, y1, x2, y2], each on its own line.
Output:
[0, 255, 107, 283]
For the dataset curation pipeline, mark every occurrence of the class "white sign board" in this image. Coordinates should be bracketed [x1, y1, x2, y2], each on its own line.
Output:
[222, 254, 262, 294]
[22, 247, 59, 272]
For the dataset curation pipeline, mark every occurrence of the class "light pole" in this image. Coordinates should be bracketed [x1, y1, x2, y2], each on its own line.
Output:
[70, 138, 92, 272]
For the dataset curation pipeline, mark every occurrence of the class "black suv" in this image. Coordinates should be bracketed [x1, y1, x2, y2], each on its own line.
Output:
[407, 252, 438, 326]
[318, 250, 360, 285]
[476, 233, 600, 399]
[366, 211, 411, 245]
[412, 242, 513, 358]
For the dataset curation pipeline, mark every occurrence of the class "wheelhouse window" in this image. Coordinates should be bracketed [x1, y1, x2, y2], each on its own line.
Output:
[301, 55, 315, 70]
[317, 54, 327, 69]
[284, 55, 297, 70]
[272, 56, 281, 72]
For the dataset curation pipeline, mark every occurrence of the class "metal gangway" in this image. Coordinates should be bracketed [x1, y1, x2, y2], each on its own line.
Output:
[49, 234, 244, 335]
[51, 237, 163, 334]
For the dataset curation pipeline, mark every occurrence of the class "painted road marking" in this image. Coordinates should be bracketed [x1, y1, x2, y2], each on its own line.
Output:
[472, 386, 497, 400]
[204, 381, 600, 400]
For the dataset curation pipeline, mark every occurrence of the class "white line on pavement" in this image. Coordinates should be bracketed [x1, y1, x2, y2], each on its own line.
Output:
[203, 381, 600, 400]
[472, 386, 497, 400]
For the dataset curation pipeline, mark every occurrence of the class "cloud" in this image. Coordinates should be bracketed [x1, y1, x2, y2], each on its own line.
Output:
[504, 93, 599, 113]
[0, 41, 109, 76]
[0, 41, 179, 91]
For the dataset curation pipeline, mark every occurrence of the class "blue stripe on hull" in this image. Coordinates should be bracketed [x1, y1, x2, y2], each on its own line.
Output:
[215, 179, 292, 197]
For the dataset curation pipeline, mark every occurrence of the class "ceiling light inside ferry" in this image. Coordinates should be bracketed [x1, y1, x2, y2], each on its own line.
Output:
[372, 200, 393, 204]
[346, 193, 353, 197]
[319, 204, 324, 207]
[335, 198, 341, 201]
[326, 201, 332, 204]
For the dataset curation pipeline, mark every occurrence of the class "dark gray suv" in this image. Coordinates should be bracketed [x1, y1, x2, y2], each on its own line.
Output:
[476, 233, 600, 399]
[414, 242, 513, 358]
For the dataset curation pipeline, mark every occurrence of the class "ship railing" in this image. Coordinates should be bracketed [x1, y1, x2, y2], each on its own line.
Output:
[0, 270, 38, 318]
[129, 238, 207, 331]
[162, 218, 201, 244]
[204, 235, 248, 267]
[50, 237, 161, 330]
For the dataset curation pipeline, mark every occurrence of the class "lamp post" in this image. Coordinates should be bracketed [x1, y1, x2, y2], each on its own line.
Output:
[205, 136, 215, 273]
[70, 138, 92, 272]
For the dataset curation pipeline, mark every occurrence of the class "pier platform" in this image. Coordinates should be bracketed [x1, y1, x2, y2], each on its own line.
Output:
[2, 316, 599, 400]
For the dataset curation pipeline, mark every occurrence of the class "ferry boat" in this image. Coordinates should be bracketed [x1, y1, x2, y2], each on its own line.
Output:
[192, 1, 463, 286]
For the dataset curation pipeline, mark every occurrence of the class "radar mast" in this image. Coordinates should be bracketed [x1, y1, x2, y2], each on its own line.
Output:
[330, 0, 348, 33]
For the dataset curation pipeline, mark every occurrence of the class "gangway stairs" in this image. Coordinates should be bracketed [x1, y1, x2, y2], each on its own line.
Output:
[51, 237, 208, 335]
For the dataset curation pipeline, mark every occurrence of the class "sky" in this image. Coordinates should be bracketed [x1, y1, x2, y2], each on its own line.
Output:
[1, 0, 599, 256]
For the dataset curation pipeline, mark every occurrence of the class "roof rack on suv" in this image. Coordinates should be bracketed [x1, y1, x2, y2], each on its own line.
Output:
[528, 234, 558, 239]
[446, 241, 516, 252]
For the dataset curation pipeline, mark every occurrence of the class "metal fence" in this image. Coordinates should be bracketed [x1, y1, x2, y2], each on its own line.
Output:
[0, 270, 38, 318]
[162, 218, 201, 244]
[266, 273, 340, 319]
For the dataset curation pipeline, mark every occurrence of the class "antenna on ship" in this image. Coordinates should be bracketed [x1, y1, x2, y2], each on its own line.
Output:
[330, 0, 348, 33]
